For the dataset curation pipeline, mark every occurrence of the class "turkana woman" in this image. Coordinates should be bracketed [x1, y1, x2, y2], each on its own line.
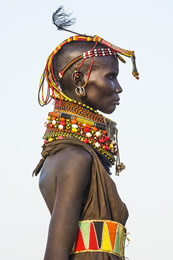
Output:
[33, 7, 139, 260]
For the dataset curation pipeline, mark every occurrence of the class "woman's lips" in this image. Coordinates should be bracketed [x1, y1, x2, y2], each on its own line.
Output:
[112, 99, 120, 105]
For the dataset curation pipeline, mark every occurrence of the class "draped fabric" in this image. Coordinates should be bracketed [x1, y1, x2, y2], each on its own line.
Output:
[39, 137, 129, 259]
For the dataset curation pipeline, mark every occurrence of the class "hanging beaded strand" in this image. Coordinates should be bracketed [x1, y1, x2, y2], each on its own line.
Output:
[74, 42, 99, 91]
[38, 35, 139, 107]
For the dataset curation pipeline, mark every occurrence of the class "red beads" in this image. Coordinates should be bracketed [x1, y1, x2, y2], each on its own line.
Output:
[84, 127, 90, 133]
[58, 136, 64, 139]
[83, 139, 89, 144]
[105, 136, 109, 141]
[44, 114, 116, 165]
[99, 139, 104, 143]
[60, 121, 65, 126]
[104, 145, 109, 150]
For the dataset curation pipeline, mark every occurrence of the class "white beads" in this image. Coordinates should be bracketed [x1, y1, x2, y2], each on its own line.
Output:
[95, 142, 100, 147]
[52, 120, 56, 125]
[82, 48, 114, 59]
[86, 132, 92, 137]
[58, 125, 64, 130]
[96, 131, 101, 137]
[72, 124, 78, 128]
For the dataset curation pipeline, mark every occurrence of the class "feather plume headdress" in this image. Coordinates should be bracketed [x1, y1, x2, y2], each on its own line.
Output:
[38, 6, 139, 107]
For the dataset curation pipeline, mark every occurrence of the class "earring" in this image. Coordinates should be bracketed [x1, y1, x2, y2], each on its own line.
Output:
[73, 70, 83, 83]
[73, 70, 86, 97]
[75, 86, 86, 97]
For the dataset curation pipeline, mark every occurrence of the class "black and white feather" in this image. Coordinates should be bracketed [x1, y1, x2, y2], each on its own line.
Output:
[52, 6, 76, 31]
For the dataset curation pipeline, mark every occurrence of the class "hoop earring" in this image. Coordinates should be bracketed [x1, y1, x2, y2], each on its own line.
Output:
[75, 86, 86, 97]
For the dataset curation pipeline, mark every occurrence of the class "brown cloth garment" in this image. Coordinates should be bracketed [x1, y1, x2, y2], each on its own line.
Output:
[35, 137, 129, 260]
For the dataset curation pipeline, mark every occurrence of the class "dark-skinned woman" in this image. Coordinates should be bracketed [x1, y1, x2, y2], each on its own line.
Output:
[33, 8, 139, 260]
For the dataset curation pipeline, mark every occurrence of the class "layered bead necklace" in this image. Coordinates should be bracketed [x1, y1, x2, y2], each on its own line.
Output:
[43, 98, 125, 175]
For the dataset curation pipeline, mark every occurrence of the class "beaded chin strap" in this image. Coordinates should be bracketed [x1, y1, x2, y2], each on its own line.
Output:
[38, 35, 139, 107]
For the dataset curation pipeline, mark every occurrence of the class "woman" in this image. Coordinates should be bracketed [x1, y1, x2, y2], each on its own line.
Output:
[33, 8, 139, 260]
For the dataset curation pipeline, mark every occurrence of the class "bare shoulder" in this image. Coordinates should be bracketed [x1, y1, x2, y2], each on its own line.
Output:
[43, 145, 92, 176]
[39, 145, 92, 212]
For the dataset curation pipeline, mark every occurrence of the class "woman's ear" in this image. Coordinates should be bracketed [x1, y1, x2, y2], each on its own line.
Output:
[72, 70, 85, 86]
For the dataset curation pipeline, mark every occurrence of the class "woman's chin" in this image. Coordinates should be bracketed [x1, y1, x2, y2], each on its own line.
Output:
[99, 105, 116, 114]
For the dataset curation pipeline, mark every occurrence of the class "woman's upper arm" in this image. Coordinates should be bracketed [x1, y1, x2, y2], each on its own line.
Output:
[44, 147, 92, 260]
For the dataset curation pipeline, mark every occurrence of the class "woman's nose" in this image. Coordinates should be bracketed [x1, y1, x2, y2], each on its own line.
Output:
[116, 83, 123, 94]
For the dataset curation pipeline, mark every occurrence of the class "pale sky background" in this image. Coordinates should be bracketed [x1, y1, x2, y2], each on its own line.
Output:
[0, 0, 173, 259]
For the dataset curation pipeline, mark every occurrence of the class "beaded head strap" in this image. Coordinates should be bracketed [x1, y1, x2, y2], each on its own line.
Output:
[38, 7, 139, 107]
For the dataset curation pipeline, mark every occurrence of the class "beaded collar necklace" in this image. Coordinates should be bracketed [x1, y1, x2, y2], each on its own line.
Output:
[43, 98, 125, 175]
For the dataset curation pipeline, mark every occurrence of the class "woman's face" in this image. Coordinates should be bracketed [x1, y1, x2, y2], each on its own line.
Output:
[83, 56, 122, 114]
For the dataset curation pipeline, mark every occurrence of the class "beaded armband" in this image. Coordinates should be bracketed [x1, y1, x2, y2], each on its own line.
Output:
[71, 220, 127, 259]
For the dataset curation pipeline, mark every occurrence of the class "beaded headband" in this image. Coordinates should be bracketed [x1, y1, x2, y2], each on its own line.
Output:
[38, 7, 139, 107]
[58, 45, 123, 80]
[38, 35, 139, 107]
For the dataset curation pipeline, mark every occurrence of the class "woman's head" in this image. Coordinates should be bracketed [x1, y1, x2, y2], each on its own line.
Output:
[38, 35, 138, 112]
[53, 41, 122, 113]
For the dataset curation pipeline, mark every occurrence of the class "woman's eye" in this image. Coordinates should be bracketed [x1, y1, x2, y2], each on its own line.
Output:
[108, 74, 116, 80]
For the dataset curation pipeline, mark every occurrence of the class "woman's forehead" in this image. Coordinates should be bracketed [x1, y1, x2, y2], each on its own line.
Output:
[93, 55, 119, 71]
